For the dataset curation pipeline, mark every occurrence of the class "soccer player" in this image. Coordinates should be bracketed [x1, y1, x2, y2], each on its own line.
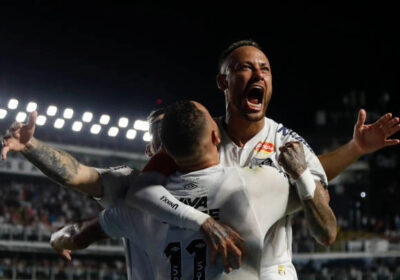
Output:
[124, 40, 400, 279]
[2, 40, 399, 279]
[51, 100, 308, 279]
[1, 109, 245, 279]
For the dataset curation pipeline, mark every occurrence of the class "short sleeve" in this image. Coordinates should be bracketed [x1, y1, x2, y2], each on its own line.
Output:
[93, 166, 140, 208]
[276, 125, 328, 187]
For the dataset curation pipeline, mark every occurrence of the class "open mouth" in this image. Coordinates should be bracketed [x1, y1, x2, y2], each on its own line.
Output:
[246, 86, 264, 111]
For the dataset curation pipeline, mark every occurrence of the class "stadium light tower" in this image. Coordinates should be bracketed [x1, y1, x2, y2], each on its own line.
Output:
[72, 121, 83, 132]
[126, 129, 137, 140]
[36, 115, 47, 126]
[134, 120, 149, 131]
[63, 108, 74, 119]
[82, 112, 93, 123]
[143, 132, 152, 142]
[16, 112, 27, 122]
[0, 109, 7, 119]
[47, 105, 57, 116]
[99, 114, 110, 125]
[54, 118, 65, 129]
[8, 99, 19, 110]
[90, 124, 101, 135]
[108, 127, 119, 137]
[26, 102, 37, 112]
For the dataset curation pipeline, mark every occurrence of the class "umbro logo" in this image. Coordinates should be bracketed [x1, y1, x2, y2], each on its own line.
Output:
[184, 183, 198, 190]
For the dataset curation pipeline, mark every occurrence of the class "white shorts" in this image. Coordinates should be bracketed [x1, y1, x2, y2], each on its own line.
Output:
[260, 262, 298, 280]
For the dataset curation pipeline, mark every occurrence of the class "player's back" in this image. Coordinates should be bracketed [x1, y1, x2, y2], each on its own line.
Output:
[142, 164, 292, 280]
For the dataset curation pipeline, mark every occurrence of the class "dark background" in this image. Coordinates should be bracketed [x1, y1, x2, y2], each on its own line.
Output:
[0, 2, 398, 129]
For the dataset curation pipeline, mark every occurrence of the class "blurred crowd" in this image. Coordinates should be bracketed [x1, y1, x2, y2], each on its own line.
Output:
[0, 256, 126, 280]
[0, 176, 101, 242]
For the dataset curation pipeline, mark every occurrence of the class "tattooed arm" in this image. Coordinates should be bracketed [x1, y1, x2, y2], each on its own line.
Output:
[279, 142, 337, 246]
[50, 216, 108, 261]
[1, 111, 102, 197]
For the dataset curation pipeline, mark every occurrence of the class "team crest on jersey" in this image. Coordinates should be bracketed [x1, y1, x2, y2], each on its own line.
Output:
[183, 182, 198, 190]
[254, 141, 275, 158]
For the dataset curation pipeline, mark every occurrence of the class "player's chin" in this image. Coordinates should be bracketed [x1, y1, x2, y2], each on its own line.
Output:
[243, 111, 265, 122]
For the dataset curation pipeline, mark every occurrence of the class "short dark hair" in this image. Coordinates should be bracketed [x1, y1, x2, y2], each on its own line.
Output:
[147, 108, 165, 124]
[161, 100, 207, 159]
[218, 40, 263, 73]
[147, 108, 165, 150]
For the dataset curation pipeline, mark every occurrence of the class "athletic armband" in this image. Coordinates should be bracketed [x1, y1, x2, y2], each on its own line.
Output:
[295, 168, 316, 200]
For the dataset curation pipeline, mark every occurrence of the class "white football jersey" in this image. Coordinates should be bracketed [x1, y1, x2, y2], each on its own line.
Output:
[94, 166, 151, 280]
[216, 116, 328, 278]
[99, 164, 298, 280]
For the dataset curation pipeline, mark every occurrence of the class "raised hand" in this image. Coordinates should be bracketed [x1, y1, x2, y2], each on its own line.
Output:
[1, 111, 37, 160]
[278, 141, 307, 179]
[200, 217, 246, 273]
[353, 109, 400, 154]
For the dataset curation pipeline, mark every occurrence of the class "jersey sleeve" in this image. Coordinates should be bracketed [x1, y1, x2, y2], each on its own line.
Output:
[93, 166, 140, 208]
[98, 205, 140, 240]
[125, 172, 210, 230]
[276, 124, 328, 187]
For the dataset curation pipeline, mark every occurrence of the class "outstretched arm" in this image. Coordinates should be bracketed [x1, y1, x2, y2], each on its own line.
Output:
[50, 217, 108, 261]
[1, 111, 102, 197]
[318, 109, 400, 181]
[279, 142, 337, 246]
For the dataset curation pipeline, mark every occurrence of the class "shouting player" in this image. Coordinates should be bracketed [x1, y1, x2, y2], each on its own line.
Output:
[51, 100, 309, 279]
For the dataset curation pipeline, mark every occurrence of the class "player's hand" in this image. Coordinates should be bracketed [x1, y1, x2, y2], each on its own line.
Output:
[352, 109, 400, 155]
[50, 232, 72, 261]
[1, 111, 37, 160]
[278, 141, 307, 179]
[200, 217, 246, 273]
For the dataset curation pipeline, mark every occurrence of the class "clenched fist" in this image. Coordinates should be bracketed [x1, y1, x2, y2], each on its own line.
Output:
[278, 141, 307, 179]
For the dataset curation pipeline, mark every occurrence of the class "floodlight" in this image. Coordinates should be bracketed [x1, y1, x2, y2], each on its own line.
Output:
[99, 114, 110, 125]
[47, 105, 57, 116]
[143, 132, 152, 142]
[134, 120, 149, 131]
[72, 121, 83, 132]
[54, 118, 65, 129]
[90, 124, 101, 135]
[36, 115, 47, 126]
[8, 99, 19, 110]
[82, 112, 93, 123]
[126, 129, 137, 140]
[360, 192, 366, 198]
[16, 112, 27, 122]
[26, 102, 37, 112]
[118, 117, 129, 128]
[0, 109, 7, 119]
[108, 127, 119, 137]
[63, 108, 74, 119]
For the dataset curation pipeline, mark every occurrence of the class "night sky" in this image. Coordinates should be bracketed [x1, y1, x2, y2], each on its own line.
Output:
[0, 2, 399, 130]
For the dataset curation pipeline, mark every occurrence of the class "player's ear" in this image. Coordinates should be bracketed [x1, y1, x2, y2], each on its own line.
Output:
[211, 130, 221, 146]
[216, 74, 228, 91]
[145, 144, 153, 157]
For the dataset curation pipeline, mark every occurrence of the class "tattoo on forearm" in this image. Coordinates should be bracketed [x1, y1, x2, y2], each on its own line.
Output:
[302, 184, 337, 245]
[22, 140, 80, 186]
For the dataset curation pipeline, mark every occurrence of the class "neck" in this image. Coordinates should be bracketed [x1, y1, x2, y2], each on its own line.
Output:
[225, 111, 265, 147]
[177, 151, 220, 174]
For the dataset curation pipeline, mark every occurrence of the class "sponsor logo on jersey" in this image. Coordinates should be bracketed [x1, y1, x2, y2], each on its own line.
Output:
[276, 126, 315, 153]
[160, 195, 179, 210]
[179, 196, 220, 220]
[183, 182, 198, 190]
[254, 141, 275, 157]
[179, 196, 207, 208]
